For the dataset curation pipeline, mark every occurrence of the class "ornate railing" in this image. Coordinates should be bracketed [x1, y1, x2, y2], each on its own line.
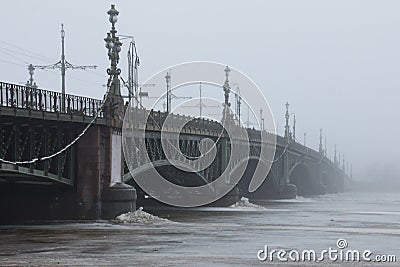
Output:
[0, 82, 103, 117]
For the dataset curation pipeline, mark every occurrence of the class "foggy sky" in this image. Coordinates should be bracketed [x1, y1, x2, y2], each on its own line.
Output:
[1, 0, 399, 182]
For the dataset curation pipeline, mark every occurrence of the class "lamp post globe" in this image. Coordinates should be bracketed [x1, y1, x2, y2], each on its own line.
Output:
[107, 4, 119, 24]
[115, 37, 122, 53]
[104, 33, 113, 49]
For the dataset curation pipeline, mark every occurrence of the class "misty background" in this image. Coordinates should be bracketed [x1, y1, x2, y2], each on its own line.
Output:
[1, 0, 399, 188]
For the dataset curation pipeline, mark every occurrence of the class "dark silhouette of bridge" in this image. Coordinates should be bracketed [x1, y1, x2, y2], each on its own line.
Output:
[0, 78, 347, 222]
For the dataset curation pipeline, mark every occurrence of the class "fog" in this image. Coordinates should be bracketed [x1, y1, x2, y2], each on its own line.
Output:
[1, 0, 399, 186]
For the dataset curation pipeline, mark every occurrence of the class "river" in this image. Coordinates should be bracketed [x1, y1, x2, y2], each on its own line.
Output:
[0, 192, 398, 266]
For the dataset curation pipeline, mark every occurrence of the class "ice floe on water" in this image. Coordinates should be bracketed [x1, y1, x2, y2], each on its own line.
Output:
[114, 207, 171, 224]
[230, 197, 264, 209]
[263, 195, 315, 203]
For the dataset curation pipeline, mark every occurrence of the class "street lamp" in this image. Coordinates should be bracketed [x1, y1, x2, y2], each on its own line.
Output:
[223, 66, 231, 107]
[103, 4, 125, 123]
[222, 66, 232, 123]
[260, 108, 264, 131]
[25, 64, 37, 89]
[25, 64, 38, 109]
[284, 102, 290, 139]
[165, 72, 171, 113]
[291, 112, 296, 143]
[104, 4, 122, 79]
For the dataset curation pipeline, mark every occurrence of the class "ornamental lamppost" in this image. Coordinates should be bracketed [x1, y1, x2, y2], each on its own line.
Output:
[25, 64, 38, 108]
[319, 128, 324, 154]
[103, 4, 124, 124]
[25, 64, 38, 89]
[165, 72, 171, 113]
[283, 102, 291, 189]
[284, 102, 290, 139]
[223, 66, 231, 107]
[104, 4, 122, 96]
[292, 113, 296, 142]
[222, 66, 232, 123]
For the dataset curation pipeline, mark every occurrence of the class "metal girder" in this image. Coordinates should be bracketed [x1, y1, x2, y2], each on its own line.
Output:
[0, 117, 83, 186]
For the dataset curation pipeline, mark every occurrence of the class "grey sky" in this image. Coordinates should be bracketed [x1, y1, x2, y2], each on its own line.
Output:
[1, 0, 399, 182]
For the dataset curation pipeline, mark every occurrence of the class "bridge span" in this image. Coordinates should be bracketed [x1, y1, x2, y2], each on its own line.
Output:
[0, 79, 347, 222]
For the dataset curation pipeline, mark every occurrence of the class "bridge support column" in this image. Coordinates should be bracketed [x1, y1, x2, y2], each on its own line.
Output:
[220, 138, 230, 184]
[100, 74, 137, 219]
[75, 124, 136, 220]
[76, 125, 102, 219]
[316, 163, 328, 195]
[279, 146, 297, 199]
[282, 146, 289, 185]
[213, 137, 240, 206]
[100, 126, 136, 219]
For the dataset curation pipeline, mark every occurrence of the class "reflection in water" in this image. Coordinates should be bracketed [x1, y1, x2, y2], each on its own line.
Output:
[0, 192, 399, 266]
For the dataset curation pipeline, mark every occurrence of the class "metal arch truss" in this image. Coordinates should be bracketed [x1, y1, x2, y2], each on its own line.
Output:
[0, 119, 80, 186]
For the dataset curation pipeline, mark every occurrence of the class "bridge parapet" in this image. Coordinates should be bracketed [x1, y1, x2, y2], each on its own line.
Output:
[128, 107, 281, 143]
[125, 107, 224, 137]
[245, 127, 276, 143]
[0, 81, 103, 118]
[275, 134, 328, 162]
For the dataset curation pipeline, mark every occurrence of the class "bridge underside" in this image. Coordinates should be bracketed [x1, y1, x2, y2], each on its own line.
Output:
[237, 158, 297, 201]
[0, 181, 77, 223]
[0, 164, 72, 186]
[289, 164, 326, 196]
[125, 163, 240, 207]
[322, 171, 345, 193]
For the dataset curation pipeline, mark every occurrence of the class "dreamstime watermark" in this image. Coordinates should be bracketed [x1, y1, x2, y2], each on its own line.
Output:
[257, 238, 397, 263]
[122, 61, 277, 207]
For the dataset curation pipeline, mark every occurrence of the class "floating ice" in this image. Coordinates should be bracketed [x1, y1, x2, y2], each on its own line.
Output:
[230, 197, 264, 209]
[115, 207, 170, 224]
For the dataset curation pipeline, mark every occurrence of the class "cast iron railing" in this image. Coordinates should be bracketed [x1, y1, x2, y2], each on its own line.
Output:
[0, 81, 103, 117]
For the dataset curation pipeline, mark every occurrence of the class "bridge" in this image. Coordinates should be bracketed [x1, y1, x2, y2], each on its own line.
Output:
[121, 105, 346, 207]
[0, 5, 347, 222]
[0, 76, 347, 221]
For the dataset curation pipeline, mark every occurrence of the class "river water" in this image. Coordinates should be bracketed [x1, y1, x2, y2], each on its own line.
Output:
[0, 192, 398, 266]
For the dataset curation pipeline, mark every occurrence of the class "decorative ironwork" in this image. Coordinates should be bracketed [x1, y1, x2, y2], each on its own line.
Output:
[0, 120, 78, 185]
[0, 82, 103, 117]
